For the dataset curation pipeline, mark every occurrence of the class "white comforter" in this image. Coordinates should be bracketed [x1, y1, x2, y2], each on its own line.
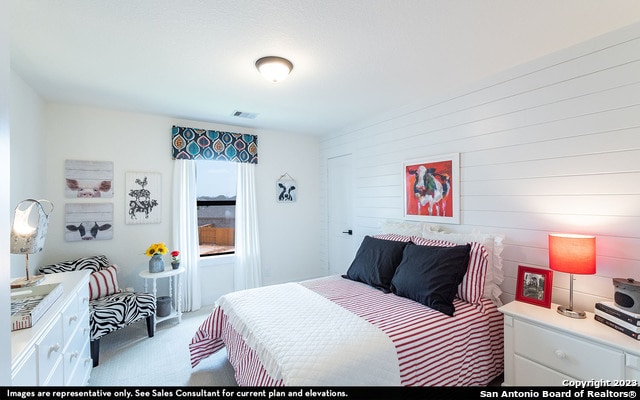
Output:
[218, 282, 401, 386]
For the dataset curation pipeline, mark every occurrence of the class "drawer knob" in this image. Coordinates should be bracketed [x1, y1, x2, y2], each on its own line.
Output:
[70, 351, 79, 361]
[554, 349, 567, 359]
[69, 315, 78, 324]
[48, 343, 60, 357]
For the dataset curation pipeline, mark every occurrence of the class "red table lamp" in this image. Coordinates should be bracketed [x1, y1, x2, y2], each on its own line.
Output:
[548, 233, 596, 319]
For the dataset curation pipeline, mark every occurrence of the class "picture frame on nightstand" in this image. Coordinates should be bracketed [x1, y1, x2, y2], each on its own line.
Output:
[515, 265, 553, 308]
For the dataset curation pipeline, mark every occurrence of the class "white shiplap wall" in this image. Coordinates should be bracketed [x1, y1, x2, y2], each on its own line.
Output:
[320, 22, 640, 311]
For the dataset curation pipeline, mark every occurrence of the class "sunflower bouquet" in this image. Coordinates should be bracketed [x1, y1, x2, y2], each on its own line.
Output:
[145, 242, 168, 257]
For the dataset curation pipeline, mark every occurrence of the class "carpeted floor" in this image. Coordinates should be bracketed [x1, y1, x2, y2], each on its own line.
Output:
[88, 306, 238, 387]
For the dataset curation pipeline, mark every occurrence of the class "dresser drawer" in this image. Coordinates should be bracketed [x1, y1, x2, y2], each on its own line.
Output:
[67, 340, 92, 386]
[11, 347, 37, 386]
[63, 313, 90, 385]
[62, 303, 83, 343]
[36, 315, 64, 385]
[63, 284, 89, 342]
[77, 284, 90, 312]
[514, 319, 624, 380]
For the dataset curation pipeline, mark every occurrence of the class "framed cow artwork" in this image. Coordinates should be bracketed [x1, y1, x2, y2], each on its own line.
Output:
[276, 173, 297, 202]
[125, 172, 161, 224]
[65, 203, 113, 242]
[403, 153, 460, 224]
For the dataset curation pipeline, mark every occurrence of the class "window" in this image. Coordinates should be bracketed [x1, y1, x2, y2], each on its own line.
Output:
[196, 160, 237, 257]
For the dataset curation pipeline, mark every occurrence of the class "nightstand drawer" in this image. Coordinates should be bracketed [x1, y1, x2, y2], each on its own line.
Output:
[514, 355, 573, 386]
[514, 319, 624, 380]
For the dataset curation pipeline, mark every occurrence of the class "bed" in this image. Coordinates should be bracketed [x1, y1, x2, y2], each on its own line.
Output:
[190, 227, 505, 386]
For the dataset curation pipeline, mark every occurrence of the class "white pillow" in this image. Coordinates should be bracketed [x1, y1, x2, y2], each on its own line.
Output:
[380, 220, 443, 237]
[419, 229, 504, 305]
[89, 264, 120, 300]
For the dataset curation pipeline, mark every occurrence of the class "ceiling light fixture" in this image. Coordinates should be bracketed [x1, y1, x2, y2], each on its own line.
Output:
[255, 56, 293, 83]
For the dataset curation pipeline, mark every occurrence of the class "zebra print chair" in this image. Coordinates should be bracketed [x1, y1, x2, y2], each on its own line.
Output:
[39, 255, 156, 367]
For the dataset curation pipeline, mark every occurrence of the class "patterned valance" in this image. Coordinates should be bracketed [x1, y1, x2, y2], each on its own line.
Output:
[171, 125, 258, 164]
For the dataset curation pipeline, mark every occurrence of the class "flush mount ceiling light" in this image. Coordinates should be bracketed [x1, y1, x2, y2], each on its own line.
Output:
[255, 56, 293, 83]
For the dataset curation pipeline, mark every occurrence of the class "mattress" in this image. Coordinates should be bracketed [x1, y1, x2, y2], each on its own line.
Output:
[190, 275, 503, 386]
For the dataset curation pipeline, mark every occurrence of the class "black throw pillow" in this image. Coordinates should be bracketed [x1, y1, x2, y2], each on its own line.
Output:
[390, 243, 471, 316]
[342, 235, 408, 293]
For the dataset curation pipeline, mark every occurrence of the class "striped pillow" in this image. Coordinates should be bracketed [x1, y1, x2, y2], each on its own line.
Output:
[372, 233, 412, 242]
[411, 236, 488, 305]
[89, 264, 120, 300]
[39, 254, 111, 274]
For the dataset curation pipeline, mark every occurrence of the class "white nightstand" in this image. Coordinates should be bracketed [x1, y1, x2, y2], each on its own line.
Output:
[139, 266, 185, 329]
[499, 301, 640, 386]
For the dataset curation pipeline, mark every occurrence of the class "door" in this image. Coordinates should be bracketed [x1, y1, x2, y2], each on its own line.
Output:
[327, 154, 355, 275]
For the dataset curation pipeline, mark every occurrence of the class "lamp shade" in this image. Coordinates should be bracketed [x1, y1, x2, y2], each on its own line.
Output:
[10, 199, 53, 254]
[548, 233, 596, 275]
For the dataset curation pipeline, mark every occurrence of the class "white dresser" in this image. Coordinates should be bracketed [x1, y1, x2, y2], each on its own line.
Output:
[500, 301, 640, 386]
[11, 270, 92, 386]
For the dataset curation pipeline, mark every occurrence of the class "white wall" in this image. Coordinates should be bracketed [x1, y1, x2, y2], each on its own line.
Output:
[9, 72, 46, 279]
[256, 129, 323, 284]
[8, 94, 321, 306]
[320, 22, 640, 313]
[200, 129, 322, 304]
[1, 0, 12, 384]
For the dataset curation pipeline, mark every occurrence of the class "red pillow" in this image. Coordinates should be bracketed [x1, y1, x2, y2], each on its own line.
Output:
[89, 264, 120, 300]
[411, 237, 488, 305]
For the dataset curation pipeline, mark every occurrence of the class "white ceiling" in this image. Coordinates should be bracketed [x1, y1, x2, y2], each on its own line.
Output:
[10, 0, 640, 136]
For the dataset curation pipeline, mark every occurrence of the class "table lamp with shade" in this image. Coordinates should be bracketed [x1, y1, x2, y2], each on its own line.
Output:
[548, 233, 596, 319]
[10, 199, 54, 288]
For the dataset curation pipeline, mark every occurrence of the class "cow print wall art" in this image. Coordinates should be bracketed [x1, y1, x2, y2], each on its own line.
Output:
[65, 159, 114, 198]
[276, 173, 296, 203]
[125, 172, 161, 224]
[65, 203, 113, 242]
[403, 153, 460, 224]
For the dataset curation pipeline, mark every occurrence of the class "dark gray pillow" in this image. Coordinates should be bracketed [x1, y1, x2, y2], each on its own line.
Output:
[342, 235, 408, 293]
[391, 243, 471, 316]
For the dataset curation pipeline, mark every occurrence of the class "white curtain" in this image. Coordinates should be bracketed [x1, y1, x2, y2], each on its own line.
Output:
[235, 162, 262, 291]
[172, 160, 201, 312]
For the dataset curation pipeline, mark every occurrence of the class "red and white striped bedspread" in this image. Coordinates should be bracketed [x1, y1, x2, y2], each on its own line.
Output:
[189, 275, 504, 386]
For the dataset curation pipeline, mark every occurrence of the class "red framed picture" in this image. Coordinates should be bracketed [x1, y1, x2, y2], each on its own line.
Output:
[515, 265, 553, 308]
[403, 153, 459, 224]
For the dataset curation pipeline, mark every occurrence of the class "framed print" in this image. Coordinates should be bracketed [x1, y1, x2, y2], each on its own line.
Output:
[126, 172, 161, 224]
[64, 203, 113, 242]
[64, 159, 113, 198]
[403, 153, 459, 224]
[515, 265, 553, 308]
[276, 173, 297, 202]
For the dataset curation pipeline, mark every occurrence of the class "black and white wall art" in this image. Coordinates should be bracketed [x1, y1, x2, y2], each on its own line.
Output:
[64, 203, 114, 242]
[276, 173, 297, 202]
[125, 172, 161, 224]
